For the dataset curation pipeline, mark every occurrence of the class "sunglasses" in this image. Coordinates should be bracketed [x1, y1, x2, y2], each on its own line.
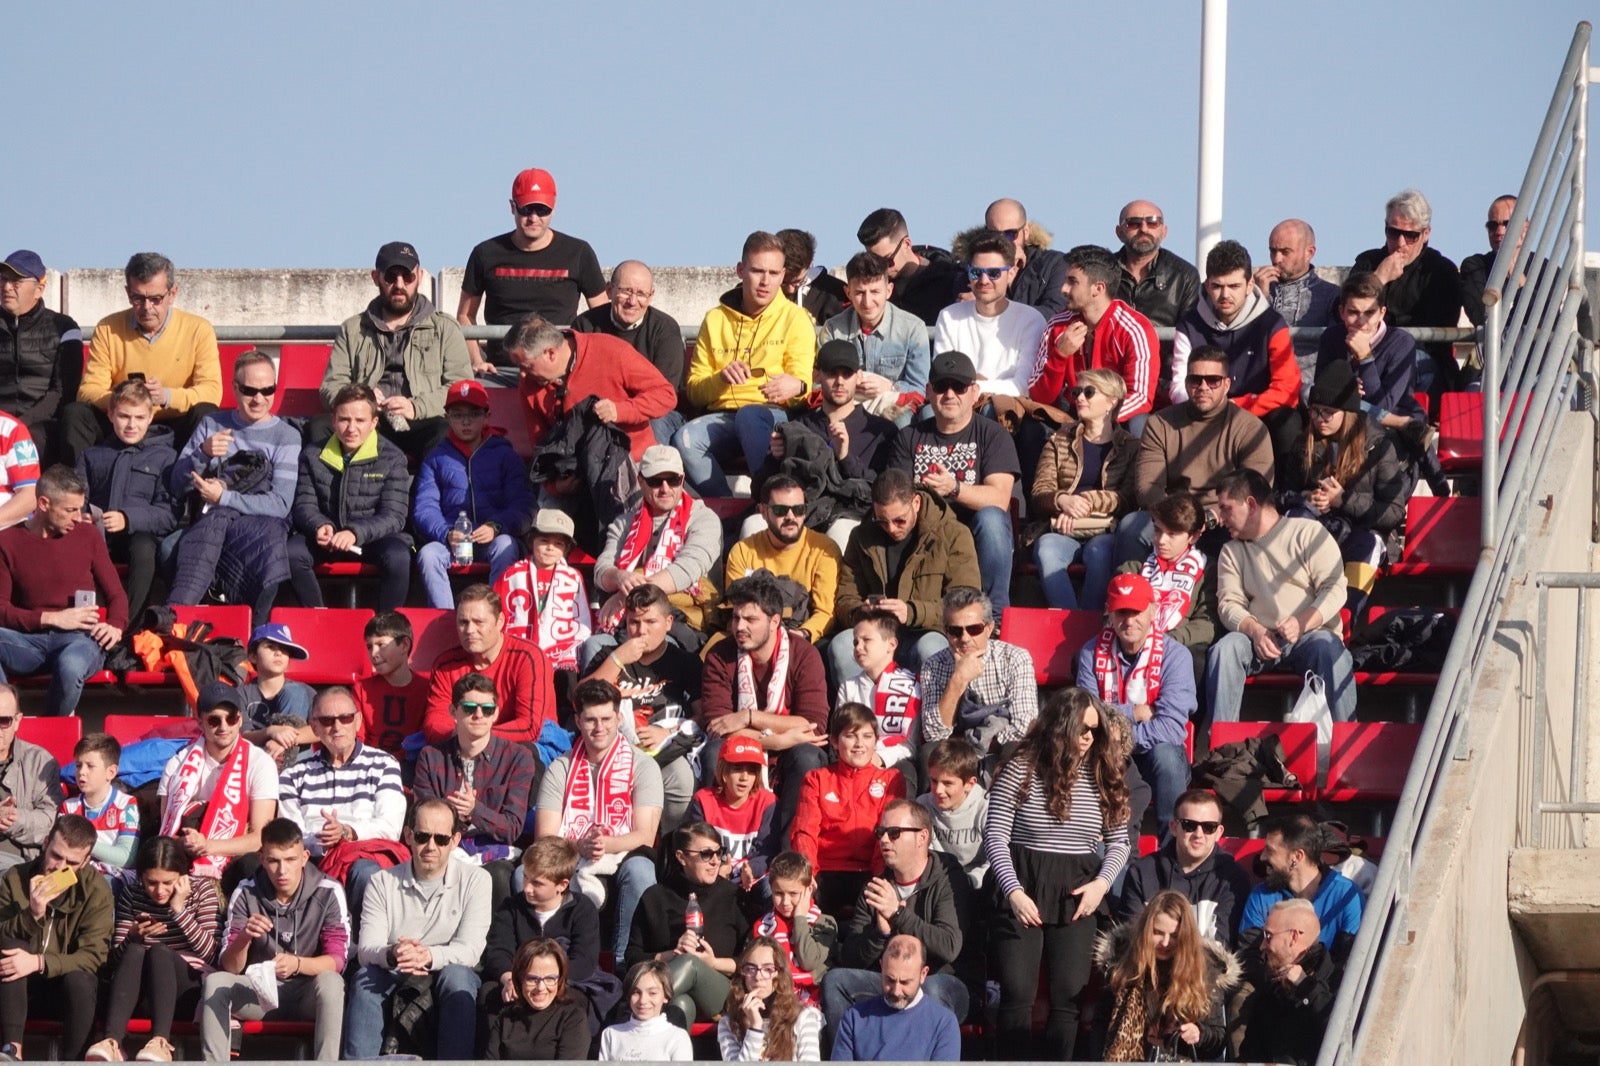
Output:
[235, 384, 277, 398]
[204, 711, 241, 728]
[412, 831, 454, 847]
[929, 379, 970, 395]
[0, 715, 15, 728]
[644, 473, 683, 488]
[1178, 818, 1223, 835]
[1068, 385, 1097, 400]
[457, 700, 498, 718]
[766, 502, 806, 518]
[966, 266, 1007, 282]
[1485, 220, 1511, 232]
[682, 846, 725, 861]
[1384, 225, 1426, 242]
[997, 227, 1022, 242]
[312, 712, 357, 727]
[945, 622, 988, 637]
[1186, 373, 1227, 388]
[873, 825, 921, 841]
[740, 964, 781, 978]
[1121, 215, 1163, 229]
[515, 202, 554, 218]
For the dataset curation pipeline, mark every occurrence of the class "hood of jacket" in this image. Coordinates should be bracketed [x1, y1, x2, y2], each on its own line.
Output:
[1196, 284, 1271, 334]
[364, 293, 438, 336]
[110, 422, 176, 453]
[1094, 919, 1243, 996]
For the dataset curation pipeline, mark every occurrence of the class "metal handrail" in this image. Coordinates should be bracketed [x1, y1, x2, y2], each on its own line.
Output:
[1316, 20, 1593, 1066]
[1526, 572, 1600, 847]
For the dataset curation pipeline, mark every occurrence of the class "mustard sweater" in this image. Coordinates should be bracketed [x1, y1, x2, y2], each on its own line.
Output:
[81, 308, 223, 415]
[725, 528, 841, 643]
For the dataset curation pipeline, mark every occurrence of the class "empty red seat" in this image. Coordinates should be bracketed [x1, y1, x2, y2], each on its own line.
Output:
[102, 714, 195, 746]
[396, 607, 459, 673]
[998, 607, 1104, 687]
[1218, 837, 1267, 881]
[267, 607, 372, 684]
[1437, 390, 1532, 471]
[1137, 834, 1159, 857]
[1207, 721, 1318, 803]
[1389, 497, 1481, 577]
[1323, 722, 1422, 803]
[18, 717, 82, 768]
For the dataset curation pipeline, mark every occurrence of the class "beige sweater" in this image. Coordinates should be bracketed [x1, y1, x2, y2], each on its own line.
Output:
[1216, 515, 1346, 635]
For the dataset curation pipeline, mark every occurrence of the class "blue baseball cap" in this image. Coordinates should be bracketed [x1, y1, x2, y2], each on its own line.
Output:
[1, 251, 45, 279]
[248, 622, 310, 660]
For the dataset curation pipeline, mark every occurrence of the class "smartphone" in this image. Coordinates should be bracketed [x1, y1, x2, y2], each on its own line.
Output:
[866, 595, 884, 607]
[126, 372, 145, 382]
[75, 590, 96, 609]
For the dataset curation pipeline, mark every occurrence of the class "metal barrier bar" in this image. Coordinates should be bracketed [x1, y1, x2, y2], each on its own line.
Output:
[1527, 572, 1600, 848]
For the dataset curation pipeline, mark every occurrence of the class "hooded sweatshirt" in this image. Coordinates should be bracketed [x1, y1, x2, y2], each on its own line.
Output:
[685, 290, 816, 411]
[223, 862, 351, 971]
[1170, 287, 1299, 416]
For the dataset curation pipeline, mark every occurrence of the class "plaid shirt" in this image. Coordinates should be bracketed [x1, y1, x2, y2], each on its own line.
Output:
[413, 734, 538, 847]
[919, 639, 1038, 745]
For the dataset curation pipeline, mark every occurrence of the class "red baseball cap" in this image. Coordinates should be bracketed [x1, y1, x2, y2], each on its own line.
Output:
[511, 168, 557, 209]
[721, 735, 768, 767]
[1105, 573, 1155, 613]
[444, 379, 490, 411]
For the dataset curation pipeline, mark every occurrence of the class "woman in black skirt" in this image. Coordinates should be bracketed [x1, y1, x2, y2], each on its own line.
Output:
[983, 687, 1131, 1059]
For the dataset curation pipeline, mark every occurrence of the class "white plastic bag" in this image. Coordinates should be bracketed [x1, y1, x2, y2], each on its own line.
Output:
[1285, 670, 1333, 778]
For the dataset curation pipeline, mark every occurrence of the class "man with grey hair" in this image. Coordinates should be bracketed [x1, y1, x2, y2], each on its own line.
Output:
[62, 252, 221, 463]
[1353, 188, 1464, 394]
[0, 250, 82, 464]
[1253, 219, 1341, 386]
[572, 261, 686, 444]
[984, 198, 1068, 318]
[919, 586, 1037, 751]
[832, 932, 962, 1061]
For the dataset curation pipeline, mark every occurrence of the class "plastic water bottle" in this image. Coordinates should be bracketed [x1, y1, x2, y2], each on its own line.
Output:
[685, 892, 703, 943]
[452, 512, 474, 567]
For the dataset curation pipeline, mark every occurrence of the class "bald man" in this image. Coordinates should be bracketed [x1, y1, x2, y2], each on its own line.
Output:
[983, 199, 1068, 318]
[1112, 199, 1200, 328]
[1237, 898, 1337, 1064]
[573, 260, 687, 443]
[1253, 219, 1341, 384]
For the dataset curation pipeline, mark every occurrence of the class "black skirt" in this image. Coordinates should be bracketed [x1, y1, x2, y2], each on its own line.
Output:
[998, 848, 1106, 926]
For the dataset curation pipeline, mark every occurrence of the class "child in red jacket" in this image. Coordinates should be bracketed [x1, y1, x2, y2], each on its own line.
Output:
[789, 702, 906, 914]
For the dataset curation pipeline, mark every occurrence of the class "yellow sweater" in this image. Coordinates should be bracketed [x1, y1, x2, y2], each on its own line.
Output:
[81, 307, 223, 415]
[725, 528, 841, 643]
[685, 291, 817, 411]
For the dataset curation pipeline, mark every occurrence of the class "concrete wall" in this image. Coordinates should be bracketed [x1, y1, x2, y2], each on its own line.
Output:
[1355, 412, 1597, 1065]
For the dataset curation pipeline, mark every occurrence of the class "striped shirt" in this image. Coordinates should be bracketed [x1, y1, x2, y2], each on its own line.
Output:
[919, 640, 1038, 745]
[112, 873, 222, 970]
[983, 757, 1129, 897]
[278, 741, 406, 857]
[717, 1005, 824, 1062]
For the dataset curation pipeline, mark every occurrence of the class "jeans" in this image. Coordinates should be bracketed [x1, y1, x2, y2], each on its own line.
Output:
[417, 534, 521, 608]
[344, 858, 382, 936]
[819, 968, 969, 1038]
[612, 854, 658, 961]
[651, 410, 685, 446]
[1205, 628, 1358, 725]
[1135, 741, 1191, 845]
[1034, 531, 1115, 610]
[202, 970, 344, 1063]
[961, 505, 1013, 612]
[827, 627, 948, 686]
[673, 406, 789, 497]
[0, 629, 105, 714]
[342, 962, 481, 1059]
[1113, 510, 1155, 567]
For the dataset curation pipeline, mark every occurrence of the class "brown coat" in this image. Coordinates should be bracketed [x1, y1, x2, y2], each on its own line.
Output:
[1029, 421, 1137, 533]
[835, 489, 981, 631]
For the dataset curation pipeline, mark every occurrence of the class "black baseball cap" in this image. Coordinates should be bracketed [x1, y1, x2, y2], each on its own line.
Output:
[815, 340, 860, 374]
[375, 242, 420, 273]
[928, 351, 978, 387]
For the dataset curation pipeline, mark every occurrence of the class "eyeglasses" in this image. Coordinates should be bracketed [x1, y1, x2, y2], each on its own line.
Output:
[236, 384, 277, 398]
[944, 622, 988, 637]
[766, 502, 806, 518]
[1186, 373, 1227, 388]
[1178, 818, 1222, 835]
[1308, 405, 1341, 421]
[127, 290, 172, 306]
[515, 202, 553, 218]
[313, 713, 357, 727]
[966, 266, 1008, 282]
[612, 288, 653, 301]
[412, 831, 454, 847]
[0, 715, 16, 728]
[520, 973, 561, 987]
[204, 711, 241, 728]
[929, 379, 969, 395]
[1121, 215, 1163, 229]
[1384, 225, 1426, 243]
[456, 700, 498, 718]
[1485, 220, 1511, 232]
[740, 964, 781, 978]
[873, 825, 921, 841]
[644, 474, 683, 488]
[0, 276, 38, 289]
[682, 847, 725, 862]
[1068, 385, 1097, 400]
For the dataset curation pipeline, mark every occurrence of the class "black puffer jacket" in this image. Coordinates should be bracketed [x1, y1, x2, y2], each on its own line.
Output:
[76, 423, 180, 535]
[0, 302, 83, 427]
[291, 432, 413, 545]
[528, 396, 635, 554]
[1236, 941, 1339, 1066]
[1277, 419, 1415, 538]
[1114, 247, 1201, 328]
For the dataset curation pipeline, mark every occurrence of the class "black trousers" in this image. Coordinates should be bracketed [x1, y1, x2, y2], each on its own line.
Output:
[104, 942, 202, 1042]
[109, 530, 164, 623]
[60, 401, 219, 466]
[0, 936, 98, 1056]
[287, 532, 412, 610]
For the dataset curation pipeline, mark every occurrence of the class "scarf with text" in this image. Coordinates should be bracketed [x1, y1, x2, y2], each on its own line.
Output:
[159, 739, 252, 881]
[871, 669, 921, 748]
[498, 561, 592, 671]
[614, 494, 696, 576]
[1092, 625, 1165, 706]
[558, 734, 636, 840]
[737, 630, 793, 719]
[1141, 546, 1206, 634]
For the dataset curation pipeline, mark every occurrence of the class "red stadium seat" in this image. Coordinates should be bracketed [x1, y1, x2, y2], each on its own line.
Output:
[1389, 497, 1481, 578]
[1207, 721, 1318, 803]
[267, 607, 372, 684]
[103, 715, 195, 746]
[1324, 722, 1422, 803]
[217, 344, 252, 409]
[1218, 837, 1267, 881]
[1138, 834, 1160, 857]
[275, 344, 332, 416]
[396, 607, 459, 673]
[486, 386, 532, 459]
[1437, 391, 1532, 471]
[18, 717, 82, 768]
[998, 607, 1104, 687]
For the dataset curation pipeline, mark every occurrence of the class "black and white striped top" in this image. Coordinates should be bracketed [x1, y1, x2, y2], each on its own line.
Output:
[983, 756, 1129, 897]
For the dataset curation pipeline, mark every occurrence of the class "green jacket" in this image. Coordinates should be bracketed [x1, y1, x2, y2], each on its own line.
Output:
[0, 857, 113, 977]
[835, 488, 981, 631]
[321, 295, 473, 420]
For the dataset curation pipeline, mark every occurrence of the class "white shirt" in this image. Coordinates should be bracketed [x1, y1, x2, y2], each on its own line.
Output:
[158, 740, 280, 805]
[933, 300, 1047, 396]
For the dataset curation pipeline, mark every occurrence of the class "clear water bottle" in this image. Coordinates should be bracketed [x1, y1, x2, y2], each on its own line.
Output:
[685, 892, 703, 943]
[452, 512, 474, 567]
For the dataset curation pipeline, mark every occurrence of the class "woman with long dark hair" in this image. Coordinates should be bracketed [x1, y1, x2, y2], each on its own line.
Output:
[1095, 890, 1239, 1061]
[984, 688, 1131, 1059]
[483, 938, 591, 1060]
[717, 936, 823, 1061]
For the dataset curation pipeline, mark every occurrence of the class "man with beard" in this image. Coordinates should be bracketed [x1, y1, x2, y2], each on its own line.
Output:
[831, 934, 961, 1062]
[723, 474, 840, 644]
[1253, 220, 1341, 382]
[321, 241, 472, 458]
[1113, 200, 1200, 328]
[1238, 813, 1363, 960]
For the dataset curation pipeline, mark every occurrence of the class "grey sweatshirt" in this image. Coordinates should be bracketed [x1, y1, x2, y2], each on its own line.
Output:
[917, 784, 989, 889]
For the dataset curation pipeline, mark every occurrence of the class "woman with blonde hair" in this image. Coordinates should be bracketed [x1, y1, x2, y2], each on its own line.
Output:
[716, 936, 823, 1061]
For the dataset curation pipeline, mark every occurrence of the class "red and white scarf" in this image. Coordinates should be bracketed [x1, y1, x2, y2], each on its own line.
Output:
[1092, 626, 1165, 706]
[159, 739, 253, 881]
[1141, 546, 1206, 634]
[754, 902, 825, 988]
[737, 631, 792, 718]
[497, 561, 592, 671]
[558, 735, 636, 840]
[871, 669, 921, 748]
[614, 495, 696, 575]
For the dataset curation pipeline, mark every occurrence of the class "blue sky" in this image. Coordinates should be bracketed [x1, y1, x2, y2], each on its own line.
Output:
[15, 2, 1595, 275]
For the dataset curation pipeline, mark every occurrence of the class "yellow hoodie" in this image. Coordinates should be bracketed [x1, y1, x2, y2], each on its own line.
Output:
[685, 290, 816, 411]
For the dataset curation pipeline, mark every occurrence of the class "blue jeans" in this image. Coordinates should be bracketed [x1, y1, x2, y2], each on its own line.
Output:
[0, 629, 105, 715]
[343, 859, 381, 936]
[1113, 510, 1155, 568]
[673, 406, 788, 497]
[612, 854, 658, 960]
[651, 410, 685, 446]
[1034, 532, 1115, 610]
[342, 962, 480, 1059]
[1205, 629, 1357, 725]
[1135, 741, 1191, 845]
[819, 968, 969, 1036]
[417, 535, 521, 609]
[961, 505, 1013, 612]
[827, 628, 948, 686]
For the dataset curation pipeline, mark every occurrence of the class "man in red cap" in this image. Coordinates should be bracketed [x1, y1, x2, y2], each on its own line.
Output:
[1074, 571, 1196, 840]
[457, 168, 608, 379]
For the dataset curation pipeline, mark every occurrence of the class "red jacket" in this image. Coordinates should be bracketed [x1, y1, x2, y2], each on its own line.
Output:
[790, 762, 906, 873]
[423, 635, 554, 744]
[519, 331, 677, 460]
[1028, 299, 1159, 422]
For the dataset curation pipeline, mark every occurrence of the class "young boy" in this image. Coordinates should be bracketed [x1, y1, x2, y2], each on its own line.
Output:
[915, 738, 989, 890]
[495, 509, 593, 673]
[413, 379, 534, 608]
[833, 610, 921, 775]
[483, 837, 605, 1009]
[59, 732, 140, 877]
[77, 379, 180, 622]
[753, 850, 837, 1002]
[237, 622, 318, 763]
[354, 610, 433, 760]
[1123, 492, 1217, 693]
